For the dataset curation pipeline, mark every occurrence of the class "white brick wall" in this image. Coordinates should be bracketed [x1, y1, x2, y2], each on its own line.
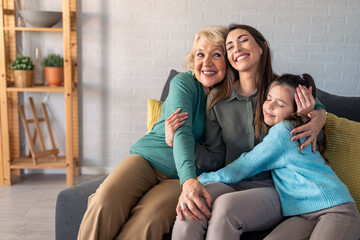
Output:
[21, 0, 360, 173]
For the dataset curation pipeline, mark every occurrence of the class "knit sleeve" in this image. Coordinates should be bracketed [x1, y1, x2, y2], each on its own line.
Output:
[165, 73, 201, 185]
[199, 122, 289, 185]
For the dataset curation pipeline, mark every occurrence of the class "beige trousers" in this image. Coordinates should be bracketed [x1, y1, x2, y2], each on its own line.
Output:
[77, 154, 181, 240]
[265, 202, 360, 240]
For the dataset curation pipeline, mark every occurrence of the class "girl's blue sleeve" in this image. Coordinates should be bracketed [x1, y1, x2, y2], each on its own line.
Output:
[198, 123, 289, 185]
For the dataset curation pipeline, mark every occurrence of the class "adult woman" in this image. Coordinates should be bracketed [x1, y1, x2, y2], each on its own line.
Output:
[77, 26, 232, 240]
[169, 24, 327, 239]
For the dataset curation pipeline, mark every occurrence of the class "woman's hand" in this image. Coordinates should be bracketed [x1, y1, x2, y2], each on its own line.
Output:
[176, 178, 212, 222]
[165, 108, 188, 147]
[290, 109, 327, 152]
[295, 85, 315, 122]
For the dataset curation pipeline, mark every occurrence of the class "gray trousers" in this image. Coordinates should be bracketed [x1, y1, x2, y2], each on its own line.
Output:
[265, 202, 360, 240]
[172, 180, 284, 240]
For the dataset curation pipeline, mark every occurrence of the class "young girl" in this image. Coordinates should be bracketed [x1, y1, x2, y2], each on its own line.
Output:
[198, 74, 360, 240]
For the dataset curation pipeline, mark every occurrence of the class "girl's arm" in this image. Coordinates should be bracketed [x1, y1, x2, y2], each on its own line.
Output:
[198, 123, 287, 185]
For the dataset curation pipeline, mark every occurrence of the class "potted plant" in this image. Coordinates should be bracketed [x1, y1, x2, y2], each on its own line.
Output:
[43, 53, 64, 87]
[11, 55, 35, 87]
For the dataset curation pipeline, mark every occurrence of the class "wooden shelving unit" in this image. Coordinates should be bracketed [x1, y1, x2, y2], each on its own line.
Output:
[0, 0, 79, 186]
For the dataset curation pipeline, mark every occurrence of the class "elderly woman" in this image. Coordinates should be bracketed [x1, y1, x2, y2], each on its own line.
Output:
[77, 25, 233, 240]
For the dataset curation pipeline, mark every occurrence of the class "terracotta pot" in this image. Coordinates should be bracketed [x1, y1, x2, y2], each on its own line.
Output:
[44, 66, 64, 87]
[12, 70, 34, 87]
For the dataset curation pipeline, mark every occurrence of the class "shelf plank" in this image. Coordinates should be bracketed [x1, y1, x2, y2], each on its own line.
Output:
[4, 27, 63, 32]
[7, 86, 64, 92]
[10, 156, 67, 169]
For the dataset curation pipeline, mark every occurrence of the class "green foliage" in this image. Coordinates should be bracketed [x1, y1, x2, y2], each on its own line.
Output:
[11, 55, 35, 70]
[43, 54, 64, 67]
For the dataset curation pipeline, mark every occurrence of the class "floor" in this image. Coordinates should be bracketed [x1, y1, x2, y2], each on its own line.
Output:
[0, 174, 103, 240]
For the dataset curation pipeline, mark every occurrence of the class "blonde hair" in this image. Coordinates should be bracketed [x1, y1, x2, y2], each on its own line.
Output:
[184, 26, 228, 73]
[184, 26, 233, 109]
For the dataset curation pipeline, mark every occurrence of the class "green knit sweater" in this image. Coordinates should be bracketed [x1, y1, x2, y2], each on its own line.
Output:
[130, 71, 206, 185]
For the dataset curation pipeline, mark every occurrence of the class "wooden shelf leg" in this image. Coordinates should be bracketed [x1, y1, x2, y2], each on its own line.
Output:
[74, 158, 80, 176]
[66, 158, 74, 186]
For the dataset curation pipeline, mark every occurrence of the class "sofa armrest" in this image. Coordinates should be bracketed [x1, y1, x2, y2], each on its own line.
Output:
[55, 176, 106, 240]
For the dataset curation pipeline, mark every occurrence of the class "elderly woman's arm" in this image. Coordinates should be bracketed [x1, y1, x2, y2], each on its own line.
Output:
[165, 74, 212, 221]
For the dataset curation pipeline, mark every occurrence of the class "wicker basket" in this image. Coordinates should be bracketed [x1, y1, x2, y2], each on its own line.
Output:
[12, 70, 34, 87]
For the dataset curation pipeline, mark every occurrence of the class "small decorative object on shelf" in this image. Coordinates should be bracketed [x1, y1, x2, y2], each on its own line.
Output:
[43, 53, 64, 87]
[11, 55, 35, 87]
[33, 48, 44, 86]
[18, 10, 62, 28]
[18, 97, 60, 165]
[15, 0, 62, 28]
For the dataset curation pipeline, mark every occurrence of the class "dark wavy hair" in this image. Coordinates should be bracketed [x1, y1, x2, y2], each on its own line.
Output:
[258, 73, 321, 155]
[227, 24, 278, 138]
[257, 73, 316, 135]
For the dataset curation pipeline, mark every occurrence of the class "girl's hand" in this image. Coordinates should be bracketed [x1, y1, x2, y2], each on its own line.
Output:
[295, 85, 315, 122]
[176, 178, 212, 222]
[165, 108, 188, 147]
[290, 109, 327, 152]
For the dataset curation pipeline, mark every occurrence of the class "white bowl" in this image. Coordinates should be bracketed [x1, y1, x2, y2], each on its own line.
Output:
[19, 10, 62, 28]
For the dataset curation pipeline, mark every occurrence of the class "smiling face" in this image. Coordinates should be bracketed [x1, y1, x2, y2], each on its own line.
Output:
[193, 38, 227, 88]
[226, 28, 263, 74]
[263, 84, 295, 127]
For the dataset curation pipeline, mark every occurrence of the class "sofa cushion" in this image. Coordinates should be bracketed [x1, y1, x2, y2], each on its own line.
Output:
[147, 99, 163, 133]
[323, 113, 360, 211]
[55, 176, 107, 240]
[316, 89, 360, 122]
[160, 69, 179, 102]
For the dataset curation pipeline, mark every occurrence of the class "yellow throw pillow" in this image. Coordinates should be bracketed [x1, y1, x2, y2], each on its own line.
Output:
[323, 113, 360, 211]
[147, 99, 163, 133]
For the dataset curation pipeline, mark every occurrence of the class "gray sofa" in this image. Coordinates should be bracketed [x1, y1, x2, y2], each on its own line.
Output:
[56, 70, 360, 240]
